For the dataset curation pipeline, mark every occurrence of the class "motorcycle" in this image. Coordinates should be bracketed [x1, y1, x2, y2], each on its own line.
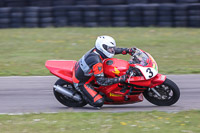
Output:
[45, 48, 180, 107]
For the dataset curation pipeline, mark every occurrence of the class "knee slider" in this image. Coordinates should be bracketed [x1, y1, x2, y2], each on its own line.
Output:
[93, 98, 104, 107]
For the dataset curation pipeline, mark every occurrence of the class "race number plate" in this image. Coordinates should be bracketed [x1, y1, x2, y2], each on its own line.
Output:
[135, 66, 158, 80]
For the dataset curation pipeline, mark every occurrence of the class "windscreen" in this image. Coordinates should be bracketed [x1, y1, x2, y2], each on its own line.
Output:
[129, 48, 149, 66]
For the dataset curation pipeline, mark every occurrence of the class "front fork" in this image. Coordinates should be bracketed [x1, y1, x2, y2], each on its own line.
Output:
[150, 87, 161, 97]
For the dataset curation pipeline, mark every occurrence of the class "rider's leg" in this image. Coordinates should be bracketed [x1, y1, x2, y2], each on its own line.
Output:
[79, 83, 104, 107]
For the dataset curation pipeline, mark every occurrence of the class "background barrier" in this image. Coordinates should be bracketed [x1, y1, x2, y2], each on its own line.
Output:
[0, 0, 200, 28]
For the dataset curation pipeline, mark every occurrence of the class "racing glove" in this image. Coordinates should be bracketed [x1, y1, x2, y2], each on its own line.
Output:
[128, 47, 137, 56]
[118, 75, 127, 83]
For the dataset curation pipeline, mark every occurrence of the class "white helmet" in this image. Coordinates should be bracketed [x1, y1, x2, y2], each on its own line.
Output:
[95, 35, 116, 58]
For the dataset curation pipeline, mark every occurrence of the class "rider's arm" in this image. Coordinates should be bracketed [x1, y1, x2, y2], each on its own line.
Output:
[95, 75, 119, 86]
[114, 47, 136, 55]
[92, 63, 125, 86]
[115, 47, 134, 55]
[114, 47, 129, 55]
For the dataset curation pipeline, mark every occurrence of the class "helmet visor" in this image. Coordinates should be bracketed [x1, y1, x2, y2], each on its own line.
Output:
[103, 44, 115, 54]
[107, 47, 115, 54]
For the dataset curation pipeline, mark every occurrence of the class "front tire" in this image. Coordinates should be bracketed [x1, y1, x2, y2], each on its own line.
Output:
[143, 78, 180, 106]
[53, 79, 87, 107]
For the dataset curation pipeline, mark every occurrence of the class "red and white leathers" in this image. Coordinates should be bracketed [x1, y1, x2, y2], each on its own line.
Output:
[73, 47, 131, 107]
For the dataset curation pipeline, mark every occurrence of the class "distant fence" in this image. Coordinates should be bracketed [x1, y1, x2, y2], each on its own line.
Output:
[0, 0, 200, 28]
[1, 0, 200, 7]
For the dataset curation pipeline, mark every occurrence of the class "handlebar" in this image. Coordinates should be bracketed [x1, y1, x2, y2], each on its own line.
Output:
[126, 66, 143, 83]
[126, 66, 137, 76]
[126, 66, 137, 83]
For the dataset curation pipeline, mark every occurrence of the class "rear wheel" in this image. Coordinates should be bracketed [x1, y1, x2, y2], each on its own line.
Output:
[143, 78, 180, 106]
[53, 79, 87, 107]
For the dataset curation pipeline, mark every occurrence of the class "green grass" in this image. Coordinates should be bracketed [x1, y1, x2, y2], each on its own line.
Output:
[0, 111, 200, 133]
[0, 27, 200, 76]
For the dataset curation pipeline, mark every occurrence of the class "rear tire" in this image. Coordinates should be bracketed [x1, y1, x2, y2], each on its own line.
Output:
[53, 79, 87, 107]
[143, 78, 180, 106]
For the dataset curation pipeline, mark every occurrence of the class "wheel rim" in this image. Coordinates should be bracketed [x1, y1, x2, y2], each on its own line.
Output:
[147, 85, 174, 101]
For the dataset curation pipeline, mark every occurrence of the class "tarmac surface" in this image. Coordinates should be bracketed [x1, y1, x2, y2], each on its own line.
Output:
[0, 74, 200, 114]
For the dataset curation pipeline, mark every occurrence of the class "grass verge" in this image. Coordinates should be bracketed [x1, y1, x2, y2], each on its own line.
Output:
[0, 110, 200, 133]
[0, 27, 200, 76]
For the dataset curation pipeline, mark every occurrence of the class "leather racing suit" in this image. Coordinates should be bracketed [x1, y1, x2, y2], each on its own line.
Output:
[72, 47, 131, 107]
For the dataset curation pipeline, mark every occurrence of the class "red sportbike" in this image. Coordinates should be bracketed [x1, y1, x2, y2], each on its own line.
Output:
[45, 48, 180, 107]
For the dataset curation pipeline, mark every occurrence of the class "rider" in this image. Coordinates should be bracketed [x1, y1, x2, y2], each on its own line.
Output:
[72, 35, 135, 108]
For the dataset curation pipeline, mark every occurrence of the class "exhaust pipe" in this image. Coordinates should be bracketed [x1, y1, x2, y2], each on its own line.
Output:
[54, 85, 82, 102]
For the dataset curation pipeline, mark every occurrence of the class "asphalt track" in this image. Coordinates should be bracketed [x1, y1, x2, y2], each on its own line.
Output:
[0, 75, 200, 114]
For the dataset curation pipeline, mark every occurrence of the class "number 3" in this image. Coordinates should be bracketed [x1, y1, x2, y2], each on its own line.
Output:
[146, 68, 153, 78]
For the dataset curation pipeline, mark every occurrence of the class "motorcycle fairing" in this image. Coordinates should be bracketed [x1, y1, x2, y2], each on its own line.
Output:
[135, 65, 158, 80]
[45, 60, 77, 83]
[96, 84, 144, 104]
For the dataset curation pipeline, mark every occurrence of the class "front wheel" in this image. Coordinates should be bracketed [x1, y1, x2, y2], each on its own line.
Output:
[143, 78, 180, 106]
[53, 79, 87, 107]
